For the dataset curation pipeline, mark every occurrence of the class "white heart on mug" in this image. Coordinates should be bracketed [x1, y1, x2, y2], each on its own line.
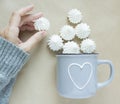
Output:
[68, 62, 93, 90]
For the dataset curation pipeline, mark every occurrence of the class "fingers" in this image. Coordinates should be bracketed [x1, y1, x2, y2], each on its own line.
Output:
[9, 12, 21, 27]
[19, 31, 47, 52]
[9, 5, 34, 27]
[18, 5, 34, 16]
[5, 4, 47, 52]
[20, 24, 35, 31]
[20, 12, 43, 26]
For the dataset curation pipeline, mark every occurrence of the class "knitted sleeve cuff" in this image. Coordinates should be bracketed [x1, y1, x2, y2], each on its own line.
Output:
[0, 36, 30, 79]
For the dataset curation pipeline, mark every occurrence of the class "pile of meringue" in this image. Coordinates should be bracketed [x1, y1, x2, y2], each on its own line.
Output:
[48, 9, 96, 54]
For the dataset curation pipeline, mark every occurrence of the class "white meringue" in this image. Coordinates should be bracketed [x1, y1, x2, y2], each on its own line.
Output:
[34, 17, 50, 31]
[48, 35, 63, 51]
[68, 9, 82, 24]
[75, 23, 91, 39]
[63, 41, 80, 54]
[80, 39, 96, 53]
[60, 25, 75, 41]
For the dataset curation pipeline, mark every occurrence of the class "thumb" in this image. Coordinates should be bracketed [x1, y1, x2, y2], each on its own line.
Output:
[19, 31, 47, 52]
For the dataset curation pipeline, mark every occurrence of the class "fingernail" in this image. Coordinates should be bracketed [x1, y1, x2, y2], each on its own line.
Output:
[41, 31, 47, 36]
[29, 4, 34, 8]
[34, 12, 43, 18]
[32, 13, 43, 22]
[37, 12, 43, 16]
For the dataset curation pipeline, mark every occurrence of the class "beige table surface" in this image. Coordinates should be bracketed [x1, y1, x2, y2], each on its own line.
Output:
[0, 0, 120, 104]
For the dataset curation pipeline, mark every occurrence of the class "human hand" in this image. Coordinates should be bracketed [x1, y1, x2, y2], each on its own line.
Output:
[0, 5, 47, 52]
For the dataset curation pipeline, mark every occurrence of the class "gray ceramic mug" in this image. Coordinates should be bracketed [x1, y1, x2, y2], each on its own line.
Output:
[56, 54, 114, 99]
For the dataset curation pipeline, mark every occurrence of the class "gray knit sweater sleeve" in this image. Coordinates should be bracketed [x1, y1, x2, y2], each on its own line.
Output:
[0, 36, 29, 90]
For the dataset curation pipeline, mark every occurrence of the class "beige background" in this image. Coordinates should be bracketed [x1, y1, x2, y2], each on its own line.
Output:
[0, 0, 120, 104]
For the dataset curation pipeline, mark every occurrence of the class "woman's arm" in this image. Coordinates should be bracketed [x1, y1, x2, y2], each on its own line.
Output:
[0, 77, 16, 104]
[0, 5, 46, 90]
[0, 36, 29, 90]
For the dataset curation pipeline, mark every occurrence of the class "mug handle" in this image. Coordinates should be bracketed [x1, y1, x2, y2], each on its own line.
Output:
[97, 60, 114, 89]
